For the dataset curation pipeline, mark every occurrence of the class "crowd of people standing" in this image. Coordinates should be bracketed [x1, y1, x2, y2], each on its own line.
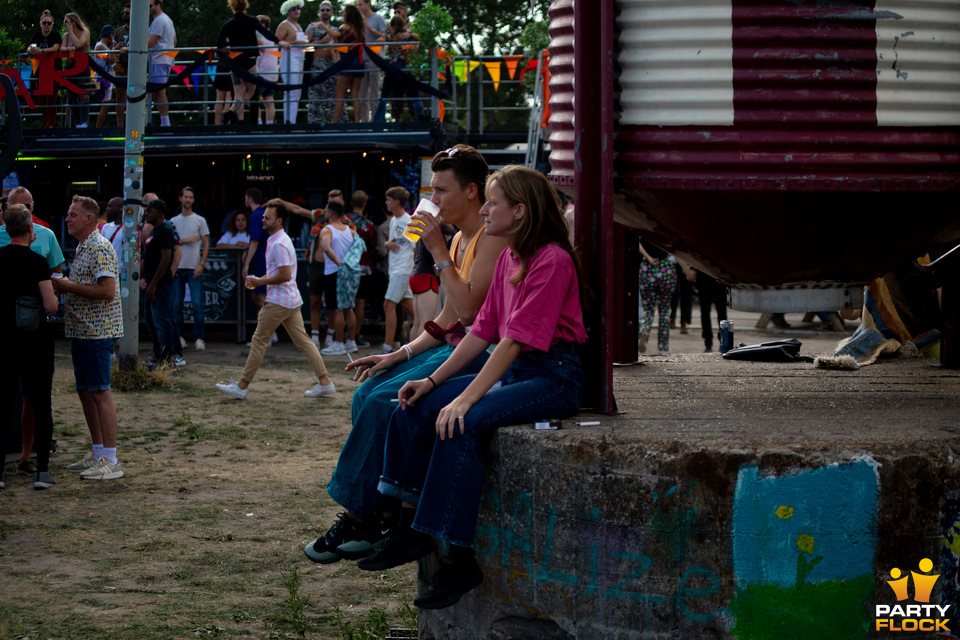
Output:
[21, 0, 423, 128]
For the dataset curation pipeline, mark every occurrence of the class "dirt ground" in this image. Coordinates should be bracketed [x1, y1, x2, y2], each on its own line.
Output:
[0, 309, 854, 640]
[0, 337, 417, 640]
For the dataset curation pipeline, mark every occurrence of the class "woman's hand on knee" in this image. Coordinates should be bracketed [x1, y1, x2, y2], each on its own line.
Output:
[435, 397, 473, 441]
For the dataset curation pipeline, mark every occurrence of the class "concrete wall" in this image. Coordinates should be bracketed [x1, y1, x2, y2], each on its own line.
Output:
[418, 428, 960, 639]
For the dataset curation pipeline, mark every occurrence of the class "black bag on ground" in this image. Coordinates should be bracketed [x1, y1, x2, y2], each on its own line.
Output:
[721, 338, 810, 362]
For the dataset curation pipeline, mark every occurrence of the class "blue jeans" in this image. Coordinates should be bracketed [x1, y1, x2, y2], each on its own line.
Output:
[378, 342, 584, 547]
[174, 269, 205, 341]
[145, 283, 179, 362]
[326, 344, 489, 519]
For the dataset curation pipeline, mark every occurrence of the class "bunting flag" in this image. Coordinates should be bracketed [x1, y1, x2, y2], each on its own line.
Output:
[482, 61, 501, 91]
[171, 64, 189, 87]
[162, 50, 178, 59]
[540, 50, 551, 129]
[0, 59, 10, 65]
[368, 45, 383, 56]
[438, 71, 446, 82]
[454, 59, 480, 83]
[269, 50, 281, 58]
[190, 65, 204, 94]
[229, 51, 244, 59]
[435, 47, 453, 60]
[503, 55, 523, 80]
[438, 100, 445, 122]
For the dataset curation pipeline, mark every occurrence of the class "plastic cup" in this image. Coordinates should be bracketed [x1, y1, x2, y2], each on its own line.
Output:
[402, 198, 440, 243]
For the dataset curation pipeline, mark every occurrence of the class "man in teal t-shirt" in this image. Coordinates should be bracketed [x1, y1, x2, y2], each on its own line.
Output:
[0, 187, 65, 271]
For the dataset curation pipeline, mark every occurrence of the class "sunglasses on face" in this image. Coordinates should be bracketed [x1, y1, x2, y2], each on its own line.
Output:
[41, 20, 53, 25]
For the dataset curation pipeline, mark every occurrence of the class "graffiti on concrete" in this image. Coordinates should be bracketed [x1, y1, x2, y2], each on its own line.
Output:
[475, 486, 728, 629]
[730, 461, 879, 640]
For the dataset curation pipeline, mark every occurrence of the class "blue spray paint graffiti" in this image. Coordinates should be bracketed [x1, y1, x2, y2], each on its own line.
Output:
[475, 487, 726, 626]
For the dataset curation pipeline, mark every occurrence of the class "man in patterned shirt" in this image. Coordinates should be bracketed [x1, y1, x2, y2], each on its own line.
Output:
[215, 202, 336, 400]
[51, 196, 124, 480]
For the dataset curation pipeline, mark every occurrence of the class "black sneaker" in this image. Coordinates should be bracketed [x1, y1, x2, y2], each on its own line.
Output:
[414, 554, 483, 609]
[356, 528, 434, 571]
[304, 513, 365, 564]
[18, 459, 38, 475]
[338, 513, 397, 559]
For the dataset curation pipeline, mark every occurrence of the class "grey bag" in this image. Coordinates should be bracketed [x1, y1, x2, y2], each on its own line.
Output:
[15, 296, 41, 331]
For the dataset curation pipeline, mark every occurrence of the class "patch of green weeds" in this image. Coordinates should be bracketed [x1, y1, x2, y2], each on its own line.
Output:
[282, 566, 308, 638]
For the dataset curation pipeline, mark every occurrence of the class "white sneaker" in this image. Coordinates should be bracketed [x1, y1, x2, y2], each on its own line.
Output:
[195, 339, 206, 351]
[321, 342, 346, 356]
[215, 381, 247, 399]
[174, 355, 187, 367]
[180, 336, 188, 349]
[270, 332, 279, 344]
[311, 334, 321, 346]
[324, 333, 335, 348]
[379, 344, 393, 354]
[344, 339, 358, 353]
[66, 451, 98, 473]
[79, 456, 124, 480]
[304, 382, 336, 398]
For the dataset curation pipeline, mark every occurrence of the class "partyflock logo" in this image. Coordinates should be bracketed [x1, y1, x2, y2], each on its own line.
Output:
[875, 558, 951, 632]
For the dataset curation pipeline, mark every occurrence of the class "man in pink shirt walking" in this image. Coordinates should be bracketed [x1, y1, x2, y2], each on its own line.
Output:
[215, 202, 336, 400]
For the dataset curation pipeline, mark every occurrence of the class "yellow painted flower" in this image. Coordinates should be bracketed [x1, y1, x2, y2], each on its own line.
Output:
[797, 533, 815, 554]
[775, 505, 794, 520]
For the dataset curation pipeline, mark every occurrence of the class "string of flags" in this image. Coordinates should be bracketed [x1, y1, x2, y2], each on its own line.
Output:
[434, 48, 550, 125]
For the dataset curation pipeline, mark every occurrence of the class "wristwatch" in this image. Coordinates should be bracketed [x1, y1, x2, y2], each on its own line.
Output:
[434, 259, 453, 274]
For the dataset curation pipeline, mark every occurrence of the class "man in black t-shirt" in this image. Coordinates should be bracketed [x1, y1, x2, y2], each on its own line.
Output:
[26, 11, 63, 128]
[141, 200, 178, 366]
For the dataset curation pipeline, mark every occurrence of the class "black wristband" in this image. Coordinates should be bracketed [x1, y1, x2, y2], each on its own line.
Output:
[427, 375, 438, 389]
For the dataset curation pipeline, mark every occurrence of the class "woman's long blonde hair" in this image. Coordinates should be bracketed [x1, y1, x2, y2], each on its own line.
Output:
[63, 12, 89, 33]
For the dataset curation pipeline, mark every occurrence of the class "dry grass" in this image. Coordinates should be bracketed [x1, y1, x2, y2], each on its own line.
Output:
[0, 340, 417, 640]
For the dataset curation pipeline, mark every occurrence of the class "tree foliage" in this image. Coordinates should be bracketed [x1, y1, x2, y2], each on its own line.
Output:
[400, 0, 549, 56]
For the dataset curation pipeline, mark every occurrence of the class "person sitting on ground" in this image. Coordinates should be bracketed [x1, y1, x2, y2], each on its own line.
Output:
[303, 144, 506, 565]
[356, 165, 588, 610]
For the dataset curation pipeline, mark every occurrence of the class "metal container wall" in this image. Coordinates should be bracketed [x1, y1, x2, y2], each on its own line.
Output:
[546, 0, 576, 185]
[609, 0, 960, 286]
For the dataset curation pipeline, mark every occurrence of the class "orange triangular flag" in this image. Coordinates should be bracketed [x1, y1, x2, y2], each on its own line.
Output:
[334, 45, 350, 53]
[269, 50, 282, 58]
[503, 55, 523, 80]
[229, 51, 244, 59]
[0, 59, 11, 65]
[438, 72, 446, 82]
[438, 101, 445, 122]
[368, 45, 383, 56]
[162, 50, 177, 59]
[482, 61, 501, 91]
[435, 47, 453, 60]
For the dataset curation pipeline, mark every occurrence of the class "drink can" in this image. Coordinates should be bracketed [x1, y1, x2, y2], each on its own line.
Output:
[719, 320, 734, 353]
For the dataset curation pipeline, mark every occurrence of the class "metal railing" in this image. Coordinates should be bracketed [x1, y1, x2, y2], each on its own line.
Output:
[4, 44, 542, 134]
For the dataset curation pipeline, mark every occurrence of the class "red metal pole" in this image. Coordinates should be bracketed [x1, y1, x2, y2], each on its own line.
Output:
[574, 0, 617, 413]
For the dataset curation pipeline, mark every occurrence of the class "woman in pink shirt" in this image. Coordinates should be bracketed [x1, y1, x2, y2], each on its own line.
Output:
[355, 165, 587, 609]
